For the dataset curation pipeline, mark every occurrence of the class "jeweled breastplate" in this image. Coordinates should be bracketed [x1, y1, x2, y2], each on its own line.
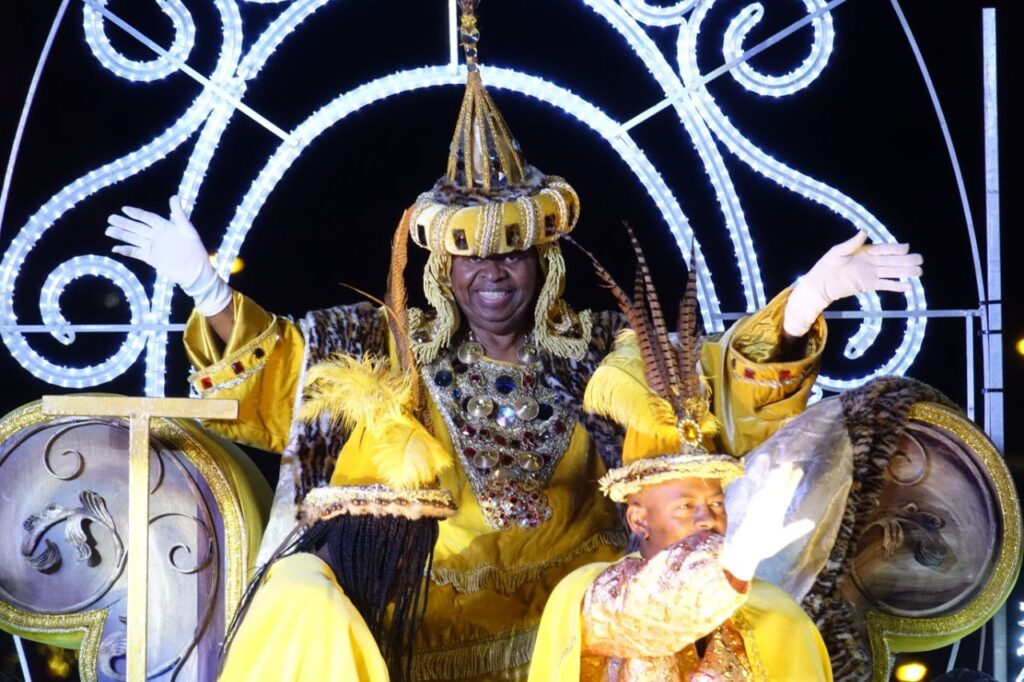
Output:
[422, 341, 578, 530]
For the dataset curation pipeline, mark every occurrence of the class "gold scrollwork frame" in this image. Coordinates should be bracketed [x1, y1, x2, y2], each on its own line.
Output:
[0, 400, 265, 681]
[867, 402, 1023, 680]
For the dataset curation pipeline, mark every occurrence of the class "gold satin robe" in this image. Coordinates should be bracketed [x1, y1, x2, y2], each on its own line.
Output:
[186, 289, 824, 681]
[532, 534, 832, 682]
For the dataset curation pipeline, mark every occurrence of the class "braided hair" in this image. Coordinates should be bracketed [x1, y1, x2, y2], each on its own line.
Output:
[221, 514, 440, 682]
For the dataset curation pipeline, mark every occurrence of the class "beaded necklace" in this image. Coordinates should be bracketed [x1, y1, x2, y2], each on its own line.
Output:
[422, 334, 578, 530]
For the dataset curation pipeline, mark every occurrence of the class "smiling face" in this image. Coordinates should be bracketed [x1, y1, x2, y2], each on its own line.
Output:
[450, 248, 541, 339]
[626, 477, 728, 558]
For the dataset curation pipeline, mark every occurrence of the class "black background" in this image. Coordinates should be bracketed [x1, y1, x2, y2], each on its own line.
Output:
[0, 0, 1021, 679]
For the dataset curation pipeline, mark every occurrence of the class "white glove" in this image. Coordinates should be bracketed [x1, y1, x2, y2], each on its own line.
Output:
[783, 230, 924, 337]
[106, 196, 232, 317]
[720, 463, 814, 582]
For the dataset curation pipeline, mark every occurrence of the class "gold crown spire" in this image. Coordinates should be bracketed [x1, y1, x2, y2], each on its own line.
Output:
[445, 5, 527, 191]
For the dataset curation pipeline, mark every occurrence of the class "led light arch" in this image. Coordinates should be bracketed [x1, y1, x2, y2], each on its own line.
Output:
[1, 0, 929, 397]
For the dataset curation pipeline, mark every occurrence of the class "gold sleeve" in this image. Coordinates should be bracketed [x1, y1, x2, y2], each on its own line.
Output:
[703, 286, 826, 455]
[184, 290, 306, 453]
[581, 534, 746, 659]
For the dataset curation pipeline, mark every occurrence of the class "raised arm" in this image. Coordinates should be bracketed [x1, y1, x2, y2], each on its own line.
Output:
[107, 195, 236, 342]
[582, 465, 812, 659]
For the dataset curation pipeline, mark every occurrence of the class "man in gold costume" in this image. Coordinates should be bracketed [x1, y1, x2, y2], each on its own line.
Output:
[105, 3, 921, 678]
[531, 249, 831, 681]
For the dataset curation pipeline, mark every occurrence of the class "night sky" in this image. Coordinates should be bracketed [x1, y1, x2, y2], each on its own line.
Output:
[1, 1, 1021, 679]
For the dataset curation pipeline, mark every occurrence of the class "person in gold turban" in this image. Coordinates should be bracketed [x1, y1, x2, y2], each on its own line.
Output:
[106, 2, 920, 677]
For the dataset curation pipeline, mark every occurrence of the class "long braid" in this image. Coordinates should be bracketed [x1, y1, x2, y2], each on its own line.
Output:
[324, 514, 439, 682]
[220, 515, 438, 682]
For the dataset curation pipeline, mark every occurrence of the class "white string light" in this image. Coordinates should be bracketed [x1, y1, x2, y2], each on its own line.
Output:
[676, 0, 926, 390]
[1, 0, 931, 397]
[82, 0, 196, 82]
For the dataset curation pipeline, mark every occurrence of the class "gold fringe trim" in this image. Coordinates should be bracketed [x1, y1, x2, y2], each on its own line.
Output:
[600, 454, 744, 503]
[413, 626, 537, 681]
[415, 250, 459, 364]
[303, 485, 457, 521]
[431, 529, 628, 595]
[533, 243, 591, 360]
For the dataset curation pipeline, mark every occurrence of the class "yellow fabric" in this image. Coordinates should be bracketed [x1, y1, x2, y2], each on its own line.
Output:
[529, 562, 608, 681]
[530, 560, 831, 682]
[183, 288, 824, 680]
[702, 286, 826, 456]
[219, 553, 389, 682]
[413, 412, 626, 680]
[184, 290, 305, 453]
[591, 285, 824, 462]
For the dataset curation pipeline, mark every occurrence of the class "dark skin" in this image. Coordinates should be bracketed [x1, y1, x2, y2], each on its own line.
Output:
[449, 248, 541, 364]
[206, 246, 808, 362]
[625, 476, 748, 654]
[625, 477, 728, 560]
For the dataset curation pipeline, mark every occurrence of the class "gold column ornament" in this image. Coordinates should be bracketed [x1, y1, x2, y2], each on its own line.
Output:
[40, 396, 237, 682]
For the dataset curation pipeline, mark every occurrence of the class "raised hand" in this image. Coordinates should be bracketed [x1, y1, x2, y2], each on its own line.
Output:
[783, 230, 924, 337]
[720, 463, 814, 582]
[106, 195, 231, 316]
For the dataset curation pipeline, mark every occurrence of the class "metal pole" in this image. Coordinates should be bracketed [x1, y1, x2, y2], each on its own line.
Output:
[981, 9, 1006, 681]
[966, 315, 975, 421]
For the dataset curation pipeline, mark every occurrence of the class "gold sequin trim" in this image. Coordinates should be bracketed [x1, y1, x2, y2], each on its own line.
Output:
[303, 485, 457, 522]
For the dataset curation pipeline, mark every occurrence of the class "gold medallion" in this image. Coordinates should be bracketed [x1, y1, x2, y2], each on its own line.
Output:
[514, 396, 539, 421]
[458, 341, 484, 364]
[467, 396, 494, 418]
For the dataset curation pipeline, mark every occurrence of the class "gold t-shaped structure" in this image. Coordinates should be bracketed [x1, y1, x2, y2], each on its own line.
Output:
[41, 396, 238, 682]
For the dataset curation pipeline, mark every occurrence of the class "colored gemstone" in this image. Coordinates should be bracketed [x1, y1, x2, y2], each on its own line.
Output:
[494, 375, 515, 394]
[544, 213, 557, 236]
[453, 388, 464, 401]
[499, 454, 515, 467]
[552, 420, 566, 434]
[253, 348, 265, 359]
[496, 405, 517, 428]
[522, 374, 535, 388]
[200, 377, 213, 390]
[510, 439, 521, 449]
[537, 403, 553, 421]
[461, 424, 476, 437]
[501, 495, 525, 515]
[744, 368, 756, 379]
[433, 369, 453, 387]
[523, 431, 536, 445]
[494, 434, 507, 446]
[470, 373, 482, 385]
[452, 359, 468, 374]
[779, 369, 792, 381]
[464, 447, 477, 457]
[505, 223, 521, 248]
[479, 428, 492, 441]
[232, 361, 244, 375]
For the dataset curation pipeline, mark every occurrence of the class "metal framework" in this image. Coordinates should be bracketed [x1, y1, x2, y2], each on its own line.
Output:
[0, 0, 1009, 677]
